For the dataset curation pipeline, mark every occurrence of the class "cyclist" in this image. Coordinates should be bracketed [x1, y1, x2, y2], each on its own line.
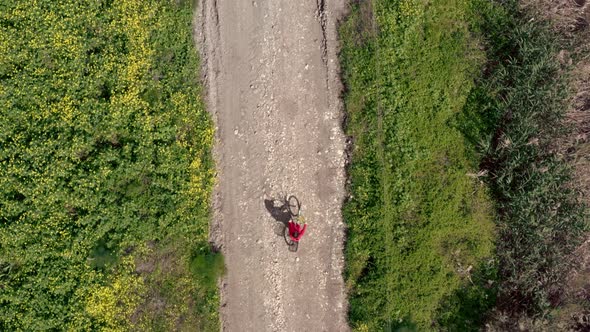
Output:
[288, 219, 307, 242]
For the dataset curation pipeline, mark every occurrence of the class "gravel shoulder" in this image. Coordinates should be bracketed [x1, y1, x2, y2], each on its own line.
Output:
[195, 0, 350, 331]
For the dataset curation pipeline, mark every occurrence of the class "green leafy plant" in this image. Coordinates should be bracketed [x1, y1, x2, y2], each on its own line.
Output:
[190, 250, 226, 290]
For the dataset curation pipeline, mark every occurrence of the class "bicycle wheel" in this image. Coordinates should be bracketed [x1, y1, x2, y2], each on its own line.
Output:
[289, 241, 299, 252]
[283, 225, 299, 252]
[287, 195, 300, 217]
[284, 225, 294, 246]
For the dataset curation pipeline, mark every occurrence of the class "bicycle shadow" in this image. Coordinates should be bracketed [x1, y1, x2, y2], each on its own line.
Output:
[263, 198, 291, 237]
[264, 198, 291, 224]
[264, 197, 300, 252]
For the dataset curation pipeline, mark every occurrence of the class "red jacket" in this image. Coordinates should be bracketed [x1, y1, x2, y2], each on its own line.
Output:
[288, 221, 307, 242]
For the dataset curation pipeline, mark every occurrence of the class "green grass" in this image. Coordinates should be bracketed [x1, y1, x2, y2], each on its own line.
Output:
[340, 0, 588, 329]
[340, 0, 496, 330]
[0, 0, 221, 330]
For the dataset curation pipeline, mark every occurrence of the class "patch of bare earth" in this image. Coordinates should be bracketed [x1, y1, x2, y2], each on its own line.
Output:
[129, 242, 210, 331]
[521, 0, 590, 330]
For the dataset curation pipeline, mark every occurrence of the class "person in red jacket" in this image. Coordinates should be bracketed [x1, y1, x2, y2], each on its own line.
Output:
[288, 220, 307, 242]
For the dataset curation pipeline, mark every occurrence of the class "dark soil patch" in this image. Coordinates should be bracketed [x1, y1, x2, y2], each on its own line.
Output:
[571, 17, 589, 31]
[572, 0, 586, 7]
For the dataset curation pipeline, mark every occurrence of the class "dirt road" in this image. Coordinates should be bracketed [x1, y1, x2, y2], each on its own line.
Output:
[196, 0, 349, 331]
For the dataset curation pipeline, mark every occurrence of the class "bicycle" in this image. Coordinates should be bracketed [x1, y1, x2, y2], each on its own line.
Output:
[283, 195, 305, 252]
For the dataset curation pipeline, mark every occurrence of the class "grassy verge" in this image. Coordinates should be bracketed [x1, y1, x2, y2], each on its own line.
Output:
[340, 0, 496, 330]
[0, 0, 221, 330]
[340, 0, 588, 330]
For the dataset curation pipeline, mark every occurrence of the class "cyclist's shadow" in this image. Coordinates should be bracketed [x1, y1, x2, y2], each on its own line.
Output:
[263, 198, 291, 237]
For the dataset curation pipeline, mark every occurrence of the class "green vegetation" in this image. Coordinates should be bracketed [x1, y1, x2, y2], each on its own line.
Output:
[0, 0, 221, 330]
[340, 0, 587, 330]
[340, 0, 495, 329]
[468, 1, 588, 326]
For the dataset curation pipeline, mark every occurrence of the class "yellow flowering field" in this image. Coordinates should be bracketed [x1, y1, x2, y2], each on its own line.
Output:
[0, 0, 221, 330]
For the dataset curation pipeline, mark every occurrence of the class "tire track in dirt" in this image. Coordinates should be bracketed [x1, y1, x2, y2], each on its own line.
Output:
[195, 0, 349, 331]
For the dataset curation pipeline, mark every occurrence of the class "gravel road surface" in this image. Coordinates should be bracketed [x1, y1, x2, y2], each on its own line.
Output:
[196, 0, 349, 331]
